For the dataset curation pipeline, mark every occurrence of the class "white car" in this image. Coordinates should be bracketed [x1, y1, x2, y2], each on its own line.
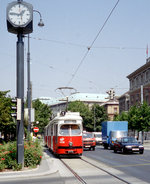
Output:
[92, 132, 102, 145]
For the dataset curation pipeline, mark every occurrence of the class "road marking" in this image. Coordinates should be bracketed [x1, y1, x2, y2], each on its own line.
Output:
[139, 158, 150, 162]
[111, 162, 150, 168]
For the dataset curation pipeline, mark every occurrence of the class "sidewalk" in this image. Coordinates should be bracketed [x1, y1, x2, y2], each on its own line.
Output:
[143, 141, 150, 150]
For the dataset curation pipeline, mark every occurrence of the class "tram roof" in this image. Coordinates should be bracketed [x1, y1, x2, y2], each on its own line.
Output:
[52, 111, 82, 122]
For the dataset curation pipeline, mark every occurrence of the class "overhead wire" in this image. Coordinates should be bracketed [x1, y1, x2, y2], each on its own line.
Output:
[27, 35, 148, 50]
[66, 0, 120, 87]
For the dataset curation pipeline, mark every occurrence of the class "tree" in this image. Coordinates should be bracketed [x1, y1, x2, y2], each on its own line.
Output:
[91, 104, 108, 132]
[32, 99, 52, 133]
[0, 91, 16, 141]
[114, 102, 150, 141]
[114, 111, 128, 121]
[68, 101, 93, 131]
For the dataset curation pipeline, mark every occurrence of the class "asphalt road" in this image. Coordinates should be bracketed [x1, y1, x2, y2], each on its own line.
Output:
[83, 145, 150, 183]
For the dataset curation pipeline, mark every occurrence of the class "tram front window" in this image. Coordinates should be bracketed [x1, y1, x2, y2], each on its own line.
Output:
[60, 124, 81, 136]
[60, 125, 69, 135]
[71, 125, 81, 135]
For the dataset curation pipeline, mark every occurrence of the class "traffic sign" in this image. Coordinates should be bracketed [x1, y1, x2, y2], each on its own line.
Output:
[33, 127, 39, 133]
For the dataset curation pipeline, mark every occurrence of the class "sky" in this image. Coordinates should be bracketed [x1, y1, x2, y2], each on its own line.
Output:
[1, 0, 150, 99]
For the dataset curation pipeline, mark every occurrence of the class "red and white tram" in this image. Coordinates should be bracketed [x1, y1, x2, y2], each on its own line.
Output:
[44, 111, 83, 156]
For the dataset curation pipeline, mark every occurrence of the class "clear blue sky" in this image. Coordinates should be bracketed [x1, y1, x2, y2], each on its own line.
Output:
[0, 0, 150, 99]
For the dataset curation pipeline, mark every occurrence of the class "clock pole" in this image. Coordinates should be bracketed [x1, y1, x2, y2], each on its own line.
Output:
[16, 32, 24, 165]
[16, 0, 24, 166]
[7, 0, 33, 167]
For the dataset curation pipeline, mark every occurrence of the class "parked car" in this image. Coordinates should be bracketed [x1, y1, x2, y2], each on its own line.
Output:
[92, 132, 102, 145]
[83, 132, 96, 150]
[113, 136, 144, 154]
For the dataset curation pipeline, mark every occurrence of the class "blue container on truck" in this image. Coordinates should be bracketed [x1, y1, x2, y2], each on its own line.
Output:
[102, 121, 128, 149]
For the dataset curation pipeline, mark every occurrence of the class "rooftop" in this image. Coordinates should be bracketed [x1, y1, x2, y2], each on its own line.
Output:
[38, 93, 109, 106]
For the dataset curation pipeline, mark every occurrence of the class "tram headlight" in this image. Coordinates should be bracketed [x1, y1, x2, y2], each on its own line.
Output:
[69, 142, 73, 147]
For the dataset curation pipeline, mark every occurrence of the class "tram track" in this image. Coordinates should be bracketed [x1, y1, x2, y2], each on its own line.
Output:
[80, 157, 130, 184]
[60, 157, 130, 184]
[61, 158, 87, 184]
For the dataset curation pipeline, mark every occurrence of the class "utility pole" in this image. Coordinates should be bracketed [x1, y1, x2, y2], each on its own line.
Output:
[140, 85, 144, 144]
[141, 85, 143, 104]
[94, 105, 96, 132]
[27, 10, 44, 136]
[27, 34, 31, 134]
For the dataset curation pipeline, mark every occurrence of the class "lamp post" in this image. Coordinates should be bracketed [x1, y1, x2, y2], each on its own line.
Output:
[27, 11, 44, 134]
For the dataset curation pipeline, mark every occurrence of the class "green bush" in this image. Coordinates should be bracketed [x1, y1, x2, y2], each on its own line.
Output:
[0, 140, 43, 171]
[24, 139, 42, 167]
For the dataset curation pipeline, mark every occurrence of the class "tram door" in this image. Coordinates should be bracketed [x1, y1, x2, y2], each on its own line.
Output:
[51, 125, 53, 151]
[54, 124, 58, 152]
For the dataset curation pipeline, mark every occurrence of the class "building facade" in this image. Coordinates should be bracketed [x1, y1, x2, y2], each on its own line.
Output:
[101, 100, 119, 120]
[127, 58, 150, 107]
[118, 92, 130, 113]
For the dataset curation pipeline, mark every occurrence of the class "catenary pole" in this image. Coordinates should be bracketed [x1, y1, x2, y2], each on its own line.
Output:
[27, 34, 31, 134]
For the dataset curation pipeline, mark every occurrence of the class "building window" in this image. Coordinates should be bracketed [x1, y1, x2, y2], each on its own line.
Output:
[114, 107, 117, 113]
[145, 95, 149, 104]
[146, 70, 149, 82]
[135, 77, 138, 88]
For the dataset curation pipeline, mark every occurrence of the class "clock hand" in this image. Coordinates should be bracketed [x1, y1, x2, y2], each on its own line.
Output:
[20, 10, 25, 16]
[9, 12, 20, 16]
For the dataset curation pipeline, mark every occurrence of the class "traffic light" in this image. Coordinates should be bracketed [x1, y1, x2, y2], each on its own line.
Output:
[110, 89, 115, 100]
[106, 89, 115, 100]
[11, 98, 22, 120]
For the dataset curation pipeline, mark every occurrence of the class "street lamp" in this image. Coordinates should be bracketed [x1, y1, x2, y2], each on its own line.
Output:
[27, 10, 44, 134]
[33, 10, 45, 27]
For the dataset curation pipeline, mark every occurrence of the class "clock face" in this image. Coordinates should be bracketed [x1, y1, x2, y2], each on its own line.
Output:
[8, 3, 31, 26]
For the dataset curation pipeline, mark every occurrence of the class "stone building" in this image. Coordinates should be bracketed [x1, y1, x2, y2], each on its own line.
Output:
[127, 58, 150, 107]
[101, 99, 119, 120]
[118, 92, 129, 113]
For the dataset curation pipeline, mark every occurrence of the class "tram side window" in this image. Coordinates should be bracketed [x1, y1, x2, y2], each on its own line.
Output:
[60, 125, 69, 135]
[71, 125, 81, 135]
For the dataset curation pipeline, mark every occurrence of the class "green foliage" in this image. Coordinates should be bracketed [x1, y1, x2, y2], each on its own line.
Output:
[68, 101, 108, 131]
[32, 99, 52, 133]
[24, 139, 43, 167]
[0, 91, 16, 141]
[68, 101, 93, 130]
[114, 111, 128, 121]
[128, 102, 150, 132]
[0, 141, 42, 171]
[114, 102, 150, 132]
[91, 104, 108, 131]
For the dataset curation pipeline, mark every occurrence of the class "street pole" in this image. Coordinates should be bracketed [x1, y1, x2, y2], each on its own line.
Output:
[141, 85, 143, 104]
[94, 105, 96, 132]
[140, 85, 144, 144]
[16, 32, 24, 165]
[27, 34, 31, 135]
[26, 10, 44, 136]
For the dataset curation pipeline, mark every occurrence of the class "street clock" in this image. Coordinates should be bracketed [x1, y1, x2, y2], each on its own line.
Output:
[7, 1, 33, 34]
